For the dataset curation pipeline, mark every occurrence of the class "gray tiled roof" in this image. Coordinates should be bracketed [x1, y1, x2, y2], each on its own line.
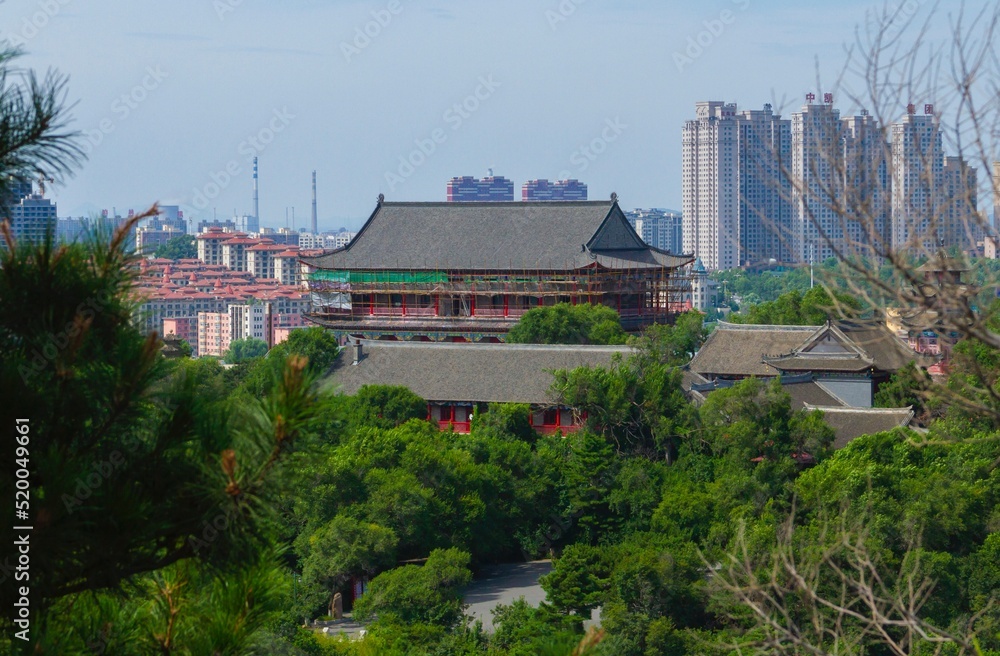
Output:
[690, 321, 932, 378]
[764, 354, 875, 372]
[688, 323, 818, 377]
[784, 380, 848, 409]
[683, 373, 847, 410]
[327, 341, 633, 404]
[834, 321, 937, 371]
[301, 200, 692, 271]
[804, 405, 914, 449]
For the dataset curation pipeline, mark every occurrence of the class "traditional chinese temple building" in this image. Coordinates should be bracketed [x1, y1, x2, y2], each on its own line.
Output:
[301, 196, 693, 342]
[685, 320, 936, 407]
[884, 255, 976, 375]
[329, 340, 632, 434]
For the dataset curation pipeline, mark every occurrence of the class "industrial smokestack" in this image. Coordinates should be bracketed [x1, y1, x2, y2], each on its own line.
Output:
[311, 170, 318, 235]
[252, 157, 259, 225]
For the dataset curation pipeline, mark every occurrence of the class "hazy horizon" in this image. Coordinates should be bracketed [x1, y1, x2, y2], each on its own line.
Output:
[3, 0, 957, 231]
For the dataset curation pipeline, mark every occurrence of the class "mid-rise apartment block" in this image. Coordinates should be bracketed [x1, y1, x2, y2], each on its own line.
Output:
[57, 217, 89, 244]
[136, 226, 186, 254]
[626, 209, 684, 254]
[298, 231, 356, 251]
[221, 235, 258, 272]
[246, 240, 288, 280]
[197, 312, 232, 358]
[196, 227, 232, 266]
[133, 258, 310, 337]
[258, 227, 300, 246]
[197, 219, 237, 233]
[522, 179, 589, 201]
[197, 302, 305, 358]
[274, 248, 305, 287]
[229, 303, 269, 342]
[2, 192, 57, 249]
[446, 176, 515, 202]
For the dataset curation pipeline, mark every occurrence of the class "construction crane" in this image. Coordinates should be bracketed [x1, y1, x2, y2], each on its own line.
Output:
[37, 175, 54, 197]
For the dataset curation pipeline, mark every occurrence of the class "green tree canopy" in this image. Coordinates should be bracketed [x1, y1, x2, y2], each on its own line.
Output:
[224, 336, 268, 363]
[352, 548, 473, 628]
[152, 234, 196, 259]
[238, 326, 341, 398]
[697, 377, 834, 465]
[351, 384, 428, 430]
[551, 354, 696, 461]
[541, 543, 613, 617]
[633, 311, 707, 366]
[507, 303, 628, 345]
[0, 214, 318, 642]
[299, 515, 398, 604]
[728, 286, 861, 325]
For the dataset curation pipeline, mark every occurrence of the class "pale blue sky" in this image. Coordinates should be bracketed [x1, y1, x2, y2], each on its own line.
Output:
[2, 0, 956, 231]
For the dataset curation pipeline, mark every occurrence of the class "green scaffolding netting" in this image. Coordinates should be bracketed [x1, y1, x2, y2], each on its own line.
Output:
[308, 270, 449, 284]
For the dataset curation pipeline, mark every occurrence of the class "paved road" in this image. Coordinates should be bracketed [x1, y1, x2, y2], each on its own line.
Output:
[310, 560, 598, 638]
[313, 617, 365, 637]
[463, 560, 552, 631]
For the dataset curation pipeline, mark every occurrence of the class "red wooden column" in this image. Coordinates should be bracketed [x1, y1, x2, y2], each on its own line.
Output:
[503, 295, 509, 317]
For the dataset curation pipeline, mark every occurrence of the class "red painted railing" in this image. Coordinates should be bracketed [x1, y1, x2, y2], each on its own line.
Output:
[535, 425, 582, 436]
[438, 421, 471, 434]
[404, 307, 437, 316]
[473, 308, 506, 317]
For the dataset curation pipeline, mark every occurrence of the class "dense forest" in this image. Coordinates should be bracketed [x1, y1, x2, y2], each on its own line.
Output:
[4, 223, 1000, 655]
[715, 260, 1000, 317]
[4, 21, 1000, 653]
